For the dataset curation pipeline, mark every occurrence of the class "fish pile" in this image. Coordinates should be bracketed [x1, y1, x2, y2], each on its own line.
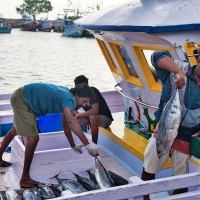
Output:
[0, 184, 56, 200]
[0, 157, 129, 199]
[156, 89, 181, 159]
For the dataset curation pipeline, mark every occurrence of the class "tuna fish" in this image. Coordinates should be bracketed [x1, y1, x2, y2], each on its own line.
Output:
[87, 169, 128, 186]
[49, 173, 88, 194]
[107, 170, 128, 186]
[52, 185, 63, 197]
[94, 156, 115, 188]
[0, 191, 6, 200]
[156, 89, 181, 159]
[22, 188, 42, 200]
[37, 184, 55, 199]
[86, 170, 97, 184]
[5, 189, 23, 200]
[70, 170, 99, 191]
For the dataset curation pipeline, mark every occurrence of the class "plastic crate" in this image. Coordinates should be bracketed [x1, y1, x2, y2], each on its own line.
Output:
[1, 123, 13, 136]
[37, 114, 62, 133]
[190, 136, 200, 159]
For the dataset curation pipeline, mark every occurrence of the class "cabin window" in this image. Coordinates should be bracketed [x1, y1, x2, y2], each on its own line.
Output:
[116, 45, 138, 78]
[96, 38, 121, 77]
[142, 50, 161, 83]
[184, 42, 200, 67]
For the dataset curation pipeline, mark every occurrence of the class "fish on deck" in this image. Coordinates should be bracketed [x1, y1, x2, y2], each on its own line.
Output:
[156, 89, 181, 159]
[87, 169, 128, 186]
[70, 170, 99, 191]
[49, 172, 88, 194]
[94, 156, 115, 188]
[22, 188, 42, 200]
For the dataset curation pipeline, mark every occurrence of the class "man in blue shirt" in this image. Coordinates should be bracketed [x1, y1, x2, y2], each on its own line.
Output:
[0, 83, 99, 188]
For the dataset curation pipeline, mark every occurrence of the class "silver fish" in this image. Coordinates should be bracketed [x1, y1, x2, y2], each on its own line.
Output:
[156, 89, 181, 159]
[86, 170, 97, 184]
[107, 170, 128, 186]
[5, 189, 22, 200]
[52, 185, 63, 197]
[70, 171, 98, 191]
[49, 173, 87, 194]
[37, 184, 55, 199]
[22, 189, 42, 200]
[0, 191, 6, 200]
[87, 169, 128, 186]
[94, 156, 115, 188]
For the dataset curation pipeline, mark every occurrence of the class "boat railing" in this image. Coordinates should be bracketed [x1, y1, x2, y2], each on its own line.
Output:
[0, 94, 12, 111]
[53, 171, 200, 200]
[114, 83, 158, 109]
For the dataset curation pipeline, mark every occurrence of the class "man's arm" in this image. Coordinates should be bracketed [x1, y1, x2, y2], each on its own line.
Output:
[63, 108, 89, 146]
[75, 103, 99, 119]
[157, 56, 185, 89]
[62, 114, 75, 147]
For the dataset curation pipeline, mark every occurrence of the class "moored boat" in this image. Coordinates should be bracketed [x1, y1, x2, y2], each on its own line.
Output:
[0, 18, 12, 34]
[38, 18, 52, 32]
[62, 19, 84, 37]
[53, 17, 64, 32]
[20, 13, 39, 32]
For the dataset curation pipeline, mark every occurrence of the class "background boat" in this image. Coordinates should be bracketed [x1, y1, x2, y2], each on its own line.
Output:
[20, 13, 39, 32]
[0, 18, 12, 33]
[38, 18, 52, 32]
[62, 19, 84, 37]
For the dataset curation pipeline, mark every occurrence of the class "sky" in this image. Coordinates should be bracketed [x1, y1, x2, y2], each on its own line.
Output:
[0, 0, 129, 20]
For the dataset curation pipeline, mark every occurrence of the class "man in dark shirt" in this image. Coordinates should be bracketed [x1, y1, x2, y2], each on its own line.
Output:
[74, 75, 113, 144]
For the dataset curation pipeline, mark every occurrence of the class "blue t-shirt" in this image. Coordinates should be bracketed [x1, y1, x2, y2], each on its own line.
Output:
[23, 83, 76, 117]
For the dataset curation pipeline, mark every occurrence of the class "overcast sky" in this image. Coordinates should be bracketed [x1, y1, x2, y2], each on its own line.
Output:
[0, 0, 129, 20]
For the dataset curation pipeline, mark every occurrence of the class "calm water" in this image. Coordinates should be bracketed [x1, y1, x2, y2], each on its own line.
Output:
[0, 29, 116, 94]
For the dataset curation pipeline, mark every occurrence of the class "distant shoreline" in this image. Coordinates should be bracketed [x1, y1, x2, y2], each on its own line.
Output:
[2, 18, 21, 28]
[1, 18, 55, 28]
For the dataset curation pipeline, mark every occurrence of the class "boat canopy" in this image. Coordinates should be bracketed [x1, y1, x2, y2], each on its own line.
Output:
[74, 0, 200, 33]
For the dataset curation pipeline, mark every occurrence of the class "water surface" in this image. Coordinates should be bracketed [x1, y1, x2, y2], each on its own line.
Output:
[0, 29, 116, 94]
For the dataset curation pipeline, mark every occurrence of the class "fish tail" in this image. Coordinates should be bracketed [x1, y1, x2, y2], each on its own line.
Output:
[48, 170, 61, 180]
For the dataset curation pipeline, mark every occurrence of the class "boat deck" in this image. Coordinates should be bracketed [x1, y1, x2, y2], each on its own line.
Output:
[0, 136, 134, 190]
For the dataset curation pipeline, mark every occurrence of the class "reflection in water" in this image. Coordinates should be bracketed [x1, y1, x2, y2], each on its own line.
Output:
[117, 45, 138, 78]
[0, 29, 116, 94]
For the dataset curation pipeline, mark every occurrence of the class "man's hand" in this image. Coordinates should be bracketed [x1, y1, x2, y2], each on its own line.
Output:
[175, 72, 185, 89]
[75, 113, 82, 122]
[85, 143, 99, 156]
[72, 144, 84, 153]
[192, 131, 200, 137]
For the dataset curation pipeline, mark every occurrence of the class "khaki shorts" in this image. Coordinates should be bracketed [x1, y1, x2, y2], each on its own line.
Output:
[143, 136, 189, 176]
[11, 88, 38, 136]
[99, 115, 112, 128]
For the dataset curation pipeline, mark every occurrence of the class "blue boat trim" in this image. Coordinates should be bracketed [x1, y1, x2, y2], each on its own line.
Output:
[75, 23, 200, 33]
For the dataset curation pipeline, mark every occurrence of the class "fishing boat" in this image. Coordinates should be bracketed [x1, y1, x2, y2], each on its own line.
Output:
[38, 18, 52, 32]
[0, 18, 12, 34]
[52, 17, 64, 33]
[62, 19, 84, 37]
[20, 13, 39, 32]
[1, 0, 200, 199]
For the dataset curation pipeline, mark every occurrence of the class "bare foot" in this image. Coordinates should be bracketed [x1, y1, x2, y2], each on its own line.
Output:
[20, 178, 39, 186]
[0, 160, 12, 167]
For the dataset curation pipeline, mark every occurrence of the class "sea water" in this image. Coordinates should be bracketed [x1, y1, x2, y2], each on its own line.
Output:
[0, 29, 116, 94]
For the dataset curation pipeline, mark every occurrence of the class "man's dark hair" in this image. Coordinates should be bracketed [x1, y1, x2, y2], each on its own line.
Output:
[70, 83, 95, 100]
[74, 75, 89, 86]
